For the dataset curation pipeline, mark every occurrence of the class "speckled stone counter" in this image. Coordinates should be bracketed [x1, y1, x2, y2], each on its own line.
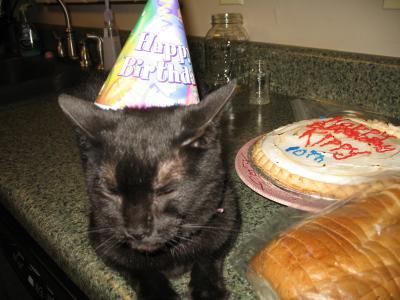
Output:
[0, 90, 298, 299]
[188, 37, 400, 119]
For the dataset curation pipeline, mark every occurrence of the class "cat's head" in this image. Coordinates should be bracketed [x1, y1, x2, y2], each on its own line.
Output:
[58, 82, 237, 253]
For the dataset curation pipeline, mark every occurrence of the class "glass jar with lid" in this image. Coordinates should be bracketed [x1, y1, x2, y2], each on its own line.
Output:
[204, 13, 249, 92]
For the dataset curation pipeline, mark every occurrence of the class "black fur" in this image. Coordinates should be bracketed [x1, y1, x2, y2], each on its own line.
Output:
[59, 74, 240, 300]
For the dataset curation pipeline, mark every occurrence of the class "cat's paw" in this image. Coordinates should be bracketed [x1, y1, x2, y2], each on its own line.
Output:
[137, 289, 180, 300]
[190, 287, 230, 300]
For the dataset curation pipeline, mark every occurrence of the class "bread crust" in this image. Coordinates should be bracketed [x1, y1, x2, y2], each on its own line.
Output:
[249, 184, 400, 299]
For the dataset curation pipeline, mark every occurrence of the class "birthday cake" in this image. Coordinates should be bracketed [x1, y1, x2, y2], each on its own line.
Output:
[251, 116, 400, 200]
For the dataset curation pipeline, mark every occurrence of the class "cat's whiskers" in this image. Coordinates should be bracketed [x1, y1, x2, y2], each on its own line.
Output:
[72, 227, 113, 234]
[167, 234, 198, 258]
[168, 239, 182, 259]
[182, 224, 240, 233]
[94, 235, 118, 254]
[87, 227, 116, 234]
[183, 211, 240, 222]
[99, 239, 121, 256]
[167, 240, 178, 258]
[166, 239, 177, 249]
[175, 235, 193, 242]
[93, 236, 113, 251]
[173, 241, 189, 257]
[72, 224, 120, 234]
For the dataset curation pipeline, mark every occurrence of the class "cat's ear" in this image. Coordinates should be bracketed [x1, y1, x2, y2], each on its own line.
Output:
[58, 94, 120, 139]
[196, 79, 238, 124]
[182, 80, 238, 146]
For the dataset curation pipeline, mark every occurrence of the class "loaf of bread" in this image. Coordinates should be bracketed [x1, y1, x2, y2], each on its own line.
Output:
[248, 183, 400, 299]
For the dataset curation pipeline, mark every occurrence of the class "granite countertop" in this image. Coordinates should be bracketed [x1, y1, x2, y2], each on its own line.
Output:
[0, 90, 297, 299]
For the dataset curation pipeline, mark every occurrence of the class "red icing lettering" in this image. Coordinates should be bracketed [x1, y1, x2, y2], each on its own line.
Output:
[330, 143, 371, 160]
[299, 116, 396, 160]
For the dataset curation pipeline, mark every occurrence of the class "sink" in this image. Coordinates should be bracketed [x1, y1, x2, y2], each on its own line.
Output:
[0, 56, 84, 105]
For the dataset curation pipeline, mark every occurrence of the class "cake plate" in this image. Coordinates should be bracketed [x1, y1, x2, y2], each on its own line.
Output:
[235, 137, 334, 212]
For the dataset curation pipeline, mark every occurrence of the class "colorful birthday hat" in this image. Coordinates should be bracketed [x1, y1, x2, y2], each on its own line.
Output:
[95, 0, 200, 110]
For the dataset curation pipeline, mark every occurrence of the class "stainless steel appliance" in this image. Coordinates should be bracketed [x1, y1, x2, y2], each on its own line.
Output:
[0, 202, 87, 300]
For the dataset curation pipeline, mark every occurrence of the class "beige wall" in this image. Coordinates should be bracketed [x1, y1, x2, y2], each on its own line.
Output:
[32, 0, 400, 58]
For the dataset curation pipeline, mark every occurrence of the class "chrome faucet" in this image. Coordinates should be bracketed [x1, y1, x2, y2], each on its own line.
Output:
[86, 33, 104, 71]
[56, 0, 78, 60]
[79, 39, 91, 69]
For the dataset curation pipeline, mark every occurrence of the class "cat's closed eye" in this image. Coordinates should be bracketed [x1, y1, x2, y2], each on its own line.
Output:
[189, 138, 206, 149]
[156, 187, 174, 196]
[97, 178, 122, 205]
[98, 176, 119, 195]
[154, 183, 177, 200]
[106, 184, 119, 196]
[97, 163, 120, 195]
[184, 131, 215, 149]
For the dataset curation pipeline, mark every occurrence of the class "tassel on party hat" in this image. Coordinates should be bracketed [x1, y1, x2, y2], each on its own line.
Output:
[95, 0, 200, 110]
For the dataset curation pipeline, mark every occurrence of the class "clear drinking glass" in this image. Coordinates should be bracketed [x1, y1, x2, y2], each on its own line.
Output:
[248, 59, 271, 105]
[204, 13, 249, 92]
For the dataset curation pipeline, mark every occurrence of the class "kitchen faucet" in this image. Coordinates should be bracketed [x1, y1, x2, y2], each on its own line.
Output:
[86, 33, 104, 70]
[56, 0, 78, 60]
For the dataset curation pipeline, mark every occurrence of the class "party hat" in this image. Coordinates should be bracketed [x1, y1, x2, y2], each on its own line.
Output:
[95, 0, 200, 110]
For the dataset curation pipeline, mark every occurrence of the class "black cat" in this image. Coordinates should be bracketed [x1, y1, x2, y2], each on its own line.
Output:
[58, 78, 240, 300]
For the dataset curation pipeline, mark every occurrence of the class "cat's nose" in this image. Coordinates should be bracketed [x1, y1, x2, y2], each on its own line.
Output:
[131, 233, 145, 241]
[126, 228, 150, 241]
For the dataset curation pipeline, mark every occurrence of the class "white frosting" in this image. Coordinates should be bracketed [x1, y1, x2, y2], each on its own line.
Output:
[261, 117, 400, 185]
